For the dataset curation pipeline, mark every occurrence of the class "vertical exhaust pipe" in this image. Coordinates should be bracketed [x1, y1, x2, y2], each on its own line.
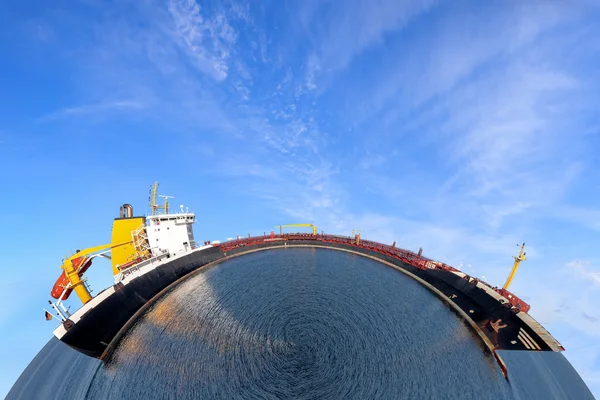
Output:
[122, 204, 133, 218]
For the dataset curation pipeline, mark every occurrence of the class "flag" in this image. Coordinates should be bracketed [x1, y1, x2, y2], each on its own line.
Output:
[45, 311, 53, 321]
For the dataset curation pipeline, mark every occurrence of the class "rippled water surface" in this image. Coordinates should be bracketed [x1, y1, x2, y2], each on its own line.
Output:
[9, 248, 594, 399]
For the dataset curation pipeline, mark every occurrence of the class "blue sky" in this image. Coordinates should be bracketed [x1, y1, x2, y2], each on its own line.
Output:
[1, 0, 600, 397]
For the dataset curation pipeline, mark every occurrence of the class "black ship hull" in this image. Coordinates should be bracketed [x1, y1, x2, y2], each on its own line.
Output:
[59, 239, 556, 362]
[60, 246, 224, 358]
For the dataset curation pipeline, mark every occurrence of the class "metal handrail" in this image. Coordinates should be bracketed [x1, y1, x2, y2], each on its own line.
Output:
[214, 232, 530, 312]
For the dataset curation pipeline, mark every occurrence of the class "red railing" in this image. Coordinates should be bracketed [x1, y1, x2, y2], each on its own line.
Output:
[214, 233, 530, 312]
[495, 288, 530, 313]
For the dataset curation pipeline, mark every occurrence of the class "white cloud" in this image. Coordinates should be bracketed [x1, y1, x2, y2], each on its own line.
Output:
[568, 260, 600, 287]
[357, 153, 386, 171]
[305, 54, 320, 92]
[167, 0, 238, 81]
[311, 0, 439, 71]
[38, 100, 144, 121]
[554, 206, 600, 232]
[358, 2, 582, 123]
[442, 65, 580, 203]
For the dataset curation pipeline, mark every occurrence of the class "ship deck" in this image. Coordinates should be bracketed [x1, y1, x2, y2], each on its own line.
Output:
[54, 233, 563, 380]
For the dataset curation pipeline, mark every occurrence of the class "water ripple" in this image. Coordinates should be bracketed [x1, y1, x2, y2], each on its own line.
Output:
[88, 248, 513, 399]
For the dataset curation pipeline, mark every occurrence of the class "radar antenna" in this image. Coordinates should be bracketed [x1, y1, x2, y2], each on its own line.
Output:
[158, 195, 174, 215]
[149, 182, 174, 215]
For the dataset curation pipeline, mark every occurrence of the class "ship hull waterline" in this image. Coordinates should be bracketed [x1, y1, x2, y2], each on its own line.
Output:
[57, 240, 557, 372]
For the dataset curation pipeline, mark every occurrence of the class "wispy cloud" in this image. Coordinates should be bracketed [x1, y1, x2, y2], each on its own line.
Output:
[554, 206, 600, 232]
[356, 2, 582, 116]
[357, 153, 386, 171]
[304, 54, 320, 92]
[441, 65, 581, 207]
[340, 3, 591, 232]
[305, 0, 439, 71]
[167, 0, 238, 81]
[38, 100, 144, 121]
[568, 260, 600, 287]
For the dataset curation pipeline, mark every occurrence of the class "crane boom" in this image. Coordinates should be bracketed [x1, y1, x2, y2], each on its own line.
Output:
[59, 240, 133, 304]
[503, 243, 527, 290]
[276, 224, 317, 235]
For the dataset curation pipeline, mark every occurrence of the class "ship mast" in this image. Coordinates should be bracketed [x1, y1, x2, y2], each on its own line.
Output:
[503, 243, 527, 290]
[149, 181, 172, 215]
[149, 182, 159, 216]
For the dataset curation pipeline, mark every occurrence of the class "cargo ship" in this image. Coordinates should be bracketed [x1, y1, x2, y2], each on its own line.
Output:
[45, 183, 563, 377]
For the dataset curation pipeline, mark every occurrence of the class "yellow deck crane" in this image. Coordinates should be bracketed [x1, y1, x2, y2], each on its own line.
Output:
[276, 224, 317, 235]
[58, 241, 134, 305]
[503, 243, 527, 290]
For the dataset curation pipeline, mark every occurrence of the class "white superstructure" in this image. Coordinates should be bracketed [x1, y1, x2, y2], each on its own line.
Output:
[146, 212, 196, 257]
[46, 182, 218, 352]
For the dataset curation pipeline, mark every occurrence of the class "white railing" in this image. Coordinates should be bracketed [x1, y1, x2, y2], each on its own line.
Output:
[114, 251, 170, 283]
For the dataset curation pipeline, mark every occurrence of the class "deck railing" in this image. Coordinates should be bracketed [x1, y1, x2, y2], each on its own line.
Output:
[214, 233, 530, 313]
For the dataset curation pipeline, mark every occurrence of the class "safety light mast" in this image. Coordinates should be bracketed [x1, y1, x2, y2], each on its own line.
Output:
[503, 243, 527, 290]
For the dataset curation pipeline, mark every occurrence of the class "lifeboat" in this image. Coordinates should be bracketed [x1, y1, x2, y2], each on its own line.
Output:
[51, 257, 93, 300]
